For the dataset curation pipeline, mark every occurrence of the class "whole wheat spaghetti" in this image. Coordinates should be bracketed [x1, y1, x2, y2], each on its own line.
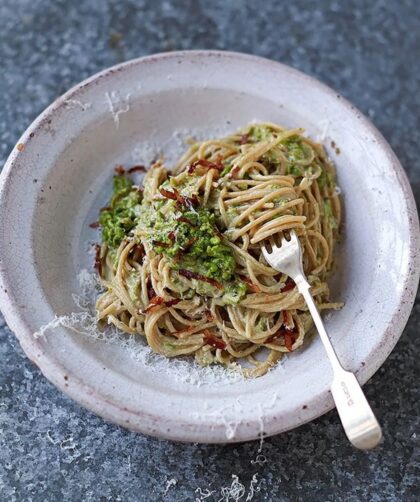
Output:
[95, 123, 341, 377]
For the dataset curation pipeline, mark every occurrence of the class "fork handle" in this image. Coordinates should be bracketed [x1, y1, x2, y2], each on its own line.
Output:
[296, 280, 342, 371]
[297, 280, 382, 449]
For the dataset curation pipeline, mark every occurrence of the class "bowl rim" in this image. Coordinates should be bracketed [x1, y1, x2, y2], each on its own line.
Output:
[0, 50, 419, 442]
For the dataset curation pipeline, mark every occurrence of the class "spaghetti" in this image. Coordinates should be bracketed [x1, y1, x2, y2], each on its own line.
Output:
[95, 123, 341, 377]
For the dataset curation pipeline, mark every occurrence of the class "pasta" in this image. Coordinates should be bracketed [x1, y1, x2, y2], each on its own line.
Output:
[94, 123, 341, 377]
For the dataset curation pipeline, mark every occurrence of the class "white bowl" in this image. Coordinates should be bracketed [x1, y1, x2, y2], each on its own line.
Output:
[0, 51, 418, 443]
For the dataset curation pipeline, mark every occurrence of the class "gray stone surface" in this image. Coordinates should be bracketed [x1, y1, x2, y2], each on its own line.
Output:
[0, 0, 419, 500]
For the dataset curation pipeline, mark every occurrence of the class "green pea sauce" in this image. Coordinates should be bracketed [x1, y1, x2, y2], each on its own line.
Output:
[100, 173, 247, 304]
[99, 175, 142, 248]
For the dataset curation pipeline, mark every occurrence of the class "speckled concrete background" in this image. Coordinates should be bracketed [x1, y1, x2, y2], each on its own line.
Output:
[0, 1, 419, 501]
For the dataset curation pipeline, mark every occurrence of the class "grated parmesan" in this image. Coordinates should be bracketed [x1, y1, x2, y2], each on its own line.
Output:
[34, 269, 245, 387]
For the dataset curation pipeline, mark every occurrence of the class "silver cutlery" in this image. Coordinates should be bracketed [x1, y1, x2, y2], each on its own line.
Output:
[262, 231, 382, 449]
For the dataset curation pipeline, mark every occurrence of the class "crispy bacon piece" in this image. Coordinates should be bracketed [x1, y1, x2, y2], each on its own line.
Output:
[159, 187, 179, 201]
[219, 309, 230, 322]
[152, 240, 169, 248]
[266, 326, 297, 351]
[133, 243, 145, 254]
[141, 296, 164, 314]
[203, 329, 226, 350]
[141, 296, 181, 314]
[178, 269, 223, 289]
[94, 244, 103, 278]
[168, 231, 176, 244]
[164, 298, 181, 308]
[100, 206, 111, 212]
[281, 278, 296, 292]
[89, 221, 100, 229]
[129, 243, 145, 263]
[229, 166, 240, 179]
[149, 296, 164, 307]
[159, 187, 199, 210]
[240, 133, 249, 145]
[284, 332, 296, 352]
[265, 329, 283, 344]
[204, 308, 214, 322]
[127, 165, 146, 174]
[146, 277, 156, 300]
[240, 275, 261, 293]
[184, 194, 199, 210]
[177, 216, 196, 227]
[114, 165, 125, 175]
[187, 158, 223, 174]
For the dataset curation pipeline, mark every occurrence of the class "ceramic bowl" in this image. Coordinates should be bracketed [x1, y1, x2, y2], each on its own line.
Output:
[0, 51, 418, 443]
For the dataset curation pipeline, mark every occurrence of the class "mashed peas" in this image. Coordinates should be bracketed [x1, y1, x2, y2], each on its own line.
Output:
[103, 173, 246, 304]
[99, 175, 142, 248]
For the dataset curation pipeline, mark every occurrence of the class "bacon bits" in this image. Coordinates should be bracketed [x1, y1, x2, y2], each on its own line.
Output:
[127, 165, 146, 174]
[240, 275, 261, 293]
[229, 166, 240, 179]
[176, 216, 196, 227]
[152, 240, 169, 248]
[164, 298, 181, 308]
[114, 165, 125, 175]
[141, 296, 181, 314]
[94, 244, 103, 278]
[281, 278, 296, 292]
[187, 158, 223, 174]
[146, 277, 156, 300]
[168, 231, 176, 244]
[203, 329, 226, 350]
[159, 187, 199, 210]
[129, 243, 145, 263]
[141, 296, 164, 314]
[178, 269, 223, 289]
[284, 332, 296, 352]
[266, 325, 297, 351]
[204, 309, 214, 322]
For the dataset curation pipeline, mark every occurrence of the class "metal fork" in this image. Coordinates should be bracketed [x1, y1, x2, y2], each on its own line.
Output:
[262, 231, 382, 449]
